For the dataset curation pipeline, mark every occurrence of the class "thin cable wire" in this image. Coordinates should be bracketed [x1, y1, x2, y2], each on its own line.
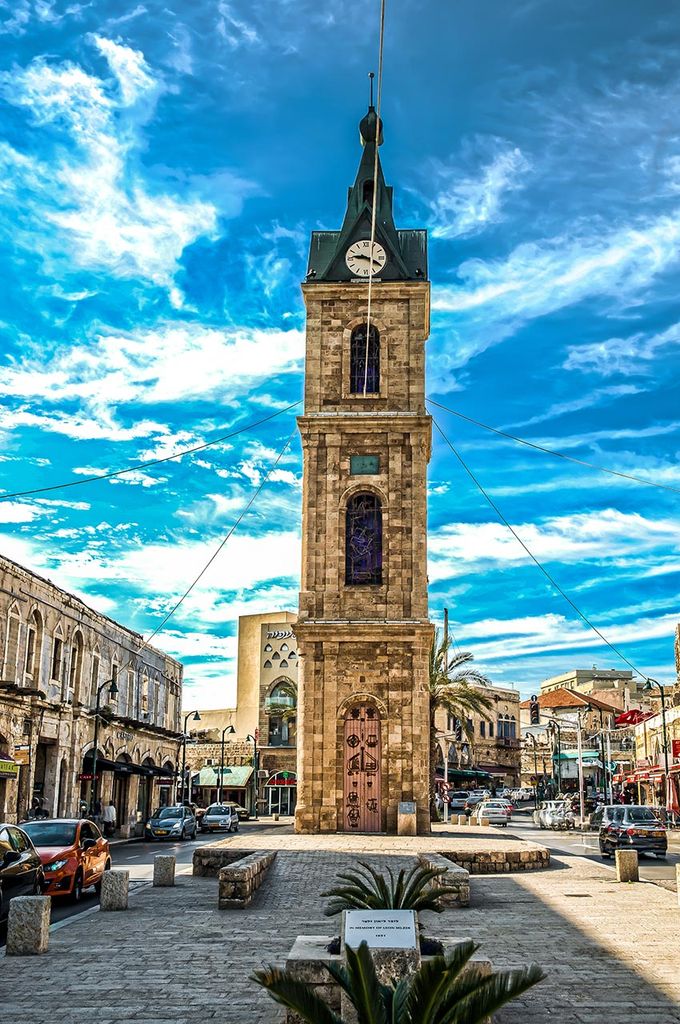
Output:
[138, 425, 298, 656]
[0, 401, 301, 501]
[427, 397, 680, 496]
[363, 0, 387, 395]
[431, 415, 645, 678]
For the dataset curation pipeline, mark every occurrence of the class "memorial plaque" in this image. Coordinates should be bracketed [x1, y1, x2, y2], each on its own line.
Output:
[344, 910, 417, 950]
[398, 801, 416, 815]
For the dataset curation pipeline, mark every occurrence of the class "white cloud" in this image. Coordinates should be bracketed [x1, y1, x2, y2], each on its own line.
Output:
[428, 508, 680, 581]
[427, 139, 531, 240]
[0, 322, 304, 440]
[509, 384, 642, 428]
[0, 40, 225, 297]
[431, 214, 680, 368]
[564, 322, 680, 376]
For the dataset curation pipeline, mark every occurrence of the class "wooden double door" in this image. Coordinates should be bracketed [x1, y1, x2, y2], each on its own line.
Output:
[343, 704, 381, 832]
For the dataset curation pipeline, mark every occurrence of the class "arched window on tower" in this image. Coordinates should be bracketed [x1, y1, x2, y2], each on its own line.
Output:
[362, 180, 374, 208]
[345, 492, 382, 585]
[350, 324, 380, 394]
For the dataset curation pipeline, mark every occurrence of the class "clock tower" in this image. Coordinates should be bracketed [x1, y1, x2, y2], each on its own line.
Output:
[294, 105, 433, 834]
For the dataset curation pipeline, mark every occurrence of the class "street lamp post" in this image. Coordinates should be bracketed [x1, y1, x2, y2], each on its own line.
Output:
[547, 720, 562, 795]
[91, 677, 119, 815]
[247, 733, 259, 819]
[218, 725, 236, 803]
[643, 678, 670, 807]
[181, 711, 201, 805]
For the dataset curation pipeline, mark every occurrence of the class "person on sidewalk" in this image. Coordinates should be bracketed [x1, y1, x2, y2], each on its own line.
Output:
[102, 800, 117, 837]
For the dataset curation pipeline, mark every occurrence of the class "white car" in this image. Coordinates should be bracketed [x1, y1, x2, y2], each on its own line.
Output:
[473, 801, 511, 826]
[537, 800, 571, 829]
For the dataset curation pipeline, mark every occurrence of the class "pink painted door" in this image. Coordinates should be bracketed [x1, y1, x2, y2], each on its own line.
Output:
[343, 704, 381, 832]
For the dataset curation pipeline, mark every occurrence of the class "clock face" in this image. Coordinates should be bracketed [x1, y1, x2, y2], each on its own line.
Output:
[345, 240, 387, 277]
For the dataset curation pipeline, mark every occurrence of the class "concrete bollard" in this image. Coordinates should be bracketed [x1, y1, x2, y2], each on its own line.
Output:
[6, 895, 51, 955]
[100, 869, 129, 910]
[457, 814, 466, 825]
[153, 855, 176, 887]
[480, 817, 490, 827]
[615, 849, 639, 883]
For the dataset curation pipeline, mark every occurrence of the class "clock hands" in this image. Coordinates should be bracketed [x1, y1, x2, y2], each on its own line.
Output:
[352, 253, 381, 268]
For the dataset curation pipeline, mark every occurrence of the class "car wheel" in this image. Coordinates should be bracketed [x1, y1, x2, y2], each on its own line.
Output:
[32, 869, 45, 895]
[234, 824, 239, 833]
[95, 860, 111, 895]
[600, 845, 611, 859]
[71, 870, 84, 903]
[180, 827, 186, 841]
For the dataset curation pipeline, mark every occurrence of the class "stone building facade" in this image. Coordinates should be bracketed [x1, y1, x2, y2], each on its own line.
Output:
[434, 683, 522, 789]
[294, 105, 433, 834]
[539, 667, 644, 710]
[185, 612, 298, 814]
[0, 554, 182, 833]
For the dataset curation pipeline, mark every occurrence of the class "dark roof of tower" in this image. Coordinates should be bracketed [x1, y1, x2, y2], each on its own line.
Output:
[305, 106, 427, 283]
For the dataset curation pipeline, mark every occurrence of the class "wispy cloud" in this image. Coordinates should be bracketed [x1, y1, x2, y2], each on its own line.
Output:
[564, 322, 680, 376]
[0, 38, 228, 301]
[426, 137, 531, 240]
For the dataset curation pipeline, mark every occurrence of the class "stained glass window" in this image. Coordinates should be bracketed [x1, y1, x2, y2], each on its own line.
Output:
[350, 324, 380, 394]
[346, 492, 382, 585]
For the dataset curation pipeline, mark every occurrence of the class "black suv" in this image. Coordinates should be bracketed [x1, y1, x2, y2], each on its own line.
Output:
[598, 805, 667, 859]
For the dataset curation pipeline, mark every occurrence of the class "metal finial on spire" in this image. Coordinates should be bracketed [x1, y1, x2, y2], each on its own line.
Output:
[368, 71, 375, 108]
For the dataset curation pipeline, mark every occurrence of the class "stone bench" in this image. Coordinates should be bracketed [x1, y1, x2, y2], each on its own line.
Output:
[193, 843, 256, 878]
[418, 852, 470, 907]
[218, 851, 277, 908]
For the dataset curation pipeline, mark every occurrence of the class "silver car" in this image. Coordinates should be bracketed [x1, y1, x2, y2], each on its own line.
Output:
[199, 803, 240, 834]
[146, 805, 197, 841]
[473, 801, 511, 826]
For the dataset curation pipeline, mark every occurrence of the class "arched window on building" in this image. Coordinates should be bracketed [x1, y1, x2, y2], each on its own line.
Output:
[345, 492, 382, 585]
[25, 609, 43, 686]
[67, 630, 83, 703]
[4, 604, 21, 684]
[349, 323, 380, 394]
[266, 681, 297, 747]
[50, 625, 64, 687]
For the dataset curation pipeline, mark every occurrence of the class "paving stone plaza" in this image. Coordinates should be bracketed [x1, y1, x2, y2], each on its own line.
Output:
[2, 824, 679, 1023]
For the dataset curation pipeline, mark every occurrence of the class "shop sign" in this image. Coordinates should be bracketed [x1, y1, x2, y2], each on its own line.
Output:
[78, 773, 101, 782]
[14, 746, 30, 765]
[155, 777, 174, 786]
[0, 758, 19, 779]
[116, 730, 134, 741]
[672, 740, 680, 762]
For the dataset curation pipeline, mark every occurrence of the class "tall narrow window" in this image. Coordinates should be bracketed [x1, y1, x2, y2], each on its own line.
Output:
[90, 653, 100, 703]
[51, 635, 63, 683]
[4, 608, 21, 683]
[345, 492, 383, 585]
[350, 324, 380, 394]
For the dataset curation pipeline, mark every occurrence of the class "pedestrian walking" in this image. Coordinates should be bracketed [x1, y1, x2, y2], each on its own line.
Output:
[102, 800, 117, 837]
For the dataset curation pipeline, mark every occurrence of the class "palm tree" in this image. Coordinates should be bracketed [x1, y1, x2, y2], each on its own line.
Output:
[254, 937, 544, 1024]
[429, 619, 494, 819]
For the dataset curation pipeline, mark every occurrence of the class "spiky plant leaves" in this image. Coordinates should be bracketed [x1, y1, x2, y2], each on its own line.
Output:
[323, 861, 455, 916]
[326, 941, 388, 1024]
[403, 941, 478, 1024]
[251, 964, 343, 1024]
[435, 962, 545, 1024]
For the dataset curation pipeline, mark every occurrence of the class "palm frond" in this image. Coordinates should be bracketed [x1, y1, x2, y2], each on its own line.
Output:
[252, 964, 343, 1024]
[404, 942, 478, 1024]
[328, 942, 388, 1024]
[438, 962, 545, 1024]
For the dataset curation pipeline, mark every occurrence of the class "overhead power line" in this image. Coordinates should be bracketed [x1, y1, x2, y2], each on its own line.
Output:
[0, 401, 302, 502]
[427, 397, 680, 496]
[431, 415, 645, 678]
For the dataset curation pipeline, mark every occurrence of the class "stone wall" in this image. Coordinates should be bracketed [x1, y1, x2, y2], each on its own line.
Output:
[441, 846, 549, 874]
[218, 852, 277, 908]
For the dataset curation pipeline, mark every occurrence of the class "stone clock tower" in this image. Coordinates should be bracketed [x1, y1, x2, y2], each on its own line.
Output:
[294, 105, 433, 834]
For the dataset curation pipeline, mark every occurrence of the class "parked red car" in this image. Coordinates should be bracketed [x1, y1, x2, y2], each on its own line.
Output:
[22, 818, 111, 902]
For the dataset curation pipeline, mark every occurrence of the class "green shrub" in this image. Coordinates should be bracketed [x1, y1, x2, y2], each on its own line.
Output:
[254, 937, 544, 1024]
[321, 860, 459, 917]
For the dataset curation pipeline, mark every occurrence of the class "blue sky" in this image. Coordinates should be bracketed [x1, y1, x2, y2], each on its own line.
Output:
[0, 0, 679, 708]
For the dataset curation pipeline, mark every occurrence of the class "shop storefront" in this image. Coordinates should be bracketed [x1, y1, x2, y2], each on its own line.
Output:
[264, 770, 297, 815]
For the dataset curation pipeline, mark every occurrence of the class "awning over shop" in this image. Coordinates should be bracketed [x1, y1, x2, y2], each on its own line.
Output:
[435, 768, 494, 780]
[192, 766, 253, 788]
[82, 754, 155, 776]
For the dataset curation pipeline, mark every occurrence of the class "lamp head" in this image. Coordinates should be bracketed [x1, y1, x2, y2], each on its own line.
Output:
[224, 725, 235, 735]
[109, 679, 119, 698]
[247, 734, 255, 743]
[192, 711, 201, 722]
[642, 678, 656, 694]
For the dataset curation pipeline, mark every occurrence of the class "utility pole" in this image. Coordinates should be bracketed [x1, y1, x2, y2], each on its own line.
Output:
[576, 713, 586, 827]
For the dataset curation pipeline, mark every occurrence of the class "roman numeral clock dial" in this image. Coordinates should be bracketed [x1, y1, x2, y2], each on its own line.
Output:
[345, 239, 387, 277]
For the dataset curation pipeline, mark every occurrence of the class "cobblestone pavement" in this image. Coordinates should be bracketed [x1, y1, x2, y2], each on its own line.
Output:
[1, 838, 679, 1023]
